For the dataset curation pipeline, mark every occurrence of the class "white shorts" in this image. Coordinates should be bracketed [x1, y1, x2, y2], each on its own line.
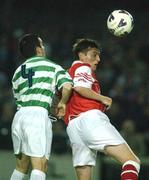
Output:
[11, 106, 52, 160]
[66, 109, 125, 167]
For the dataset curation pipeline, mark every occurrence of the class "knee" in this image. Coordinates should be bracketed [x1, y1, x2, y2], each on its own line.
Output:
[31, 157, 48, 172]
[16, 155, 30, 174]
[75, 165, 92, 180]
[41, 158, 48, 172]
[16, 162, 29, 174]
[43, 160, 48, 173]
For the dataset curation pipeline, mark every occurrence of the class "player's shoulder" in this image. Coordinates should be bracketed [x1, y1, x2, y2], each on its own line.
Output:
[70, 61, 91, 70]
[25, 56, 56, 66]
[31, 57, 65, 72]
[68, 61, 91, 77]
[44, 58, 63, 69]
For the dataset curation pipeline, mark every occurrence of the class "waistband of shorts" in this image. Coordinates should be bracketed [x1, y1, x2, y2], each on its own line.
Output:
[68, 109, 105, 122]
[18, 106, 48, 113]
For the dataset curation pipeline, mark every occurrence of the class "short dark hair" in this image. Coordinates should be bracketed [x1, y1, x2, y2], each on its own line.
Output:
[72, 38, 100, 59]
[19, 33, 41, 58]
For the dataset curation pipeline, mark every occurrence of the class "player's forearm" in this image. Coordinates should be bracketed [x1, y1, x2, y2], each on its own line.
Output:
[74, 86, 101, 100]
[74, 86, 108, 102]
[60, 83, 72, 104]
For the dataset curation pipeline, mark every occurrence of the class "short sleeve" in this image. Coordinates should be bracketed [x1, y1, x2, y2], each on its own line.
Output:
[56, 68, 73, 90]
[73, 65, 94, 88]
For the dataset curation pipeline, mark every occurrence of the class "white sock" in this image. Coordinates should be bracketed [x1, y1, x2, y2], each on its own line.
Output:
[30, 169, 46, 180]
[10, 169, 26, 180]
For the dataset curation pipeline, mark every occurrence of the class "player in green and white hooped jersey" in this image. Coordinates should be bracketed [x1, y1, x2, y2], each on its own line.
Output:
[10, 34, 72, 180]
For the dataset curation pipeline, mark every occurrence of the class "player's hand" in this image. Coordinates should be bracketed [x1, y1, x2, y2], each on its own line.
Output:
[102, 96, 112, 110]
[56, 101, 66, 119]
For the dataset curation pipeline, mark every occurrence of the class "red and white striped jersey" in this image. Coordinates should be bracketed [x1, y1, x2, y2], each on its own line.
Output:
[64, 61, 106, 125]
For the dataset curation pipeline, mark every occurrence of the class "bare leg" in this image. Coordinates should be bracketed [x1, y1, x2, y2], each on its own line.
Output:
[104, 143, 140, 180]
[30, 156, 48, 172]
[10, 153, 30, 180]
[15, 153, 30, 174]
[29, 156, 48, 180]
[75, 165, 92, 180]
[104, 143, 140, 164]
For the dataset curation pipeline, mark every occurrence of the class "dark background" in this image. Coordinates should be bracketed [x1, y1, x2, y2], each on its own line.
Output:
[0, 0, 149, 179]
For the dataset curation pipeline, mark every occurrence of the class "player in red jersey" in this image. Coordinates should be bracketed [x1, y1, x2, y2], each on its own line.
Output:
[65, 38, 140, 180]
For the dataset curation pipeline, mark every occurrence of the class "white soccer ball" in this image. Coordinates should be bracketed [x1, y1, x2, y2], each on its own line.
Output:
[107, 10, 134, 37]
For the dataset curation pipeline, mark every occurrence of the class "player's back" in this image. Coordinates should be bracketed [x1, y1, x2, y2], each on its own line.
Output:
[12, 56, 63, 110]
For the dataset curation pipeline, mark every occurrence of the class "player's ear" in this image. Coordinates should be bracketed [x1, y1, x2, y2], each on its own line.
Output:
[79, 52, 86, 61]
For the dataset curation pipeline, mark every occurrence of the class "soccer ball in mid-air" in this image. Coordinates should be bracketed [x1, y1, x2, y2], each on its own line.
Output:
[107, 10, 134, 37]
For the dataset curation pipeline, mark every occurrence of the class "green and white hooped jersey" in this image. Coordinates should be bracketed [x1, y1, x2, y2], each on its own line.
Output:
[12, 56, 72, 110]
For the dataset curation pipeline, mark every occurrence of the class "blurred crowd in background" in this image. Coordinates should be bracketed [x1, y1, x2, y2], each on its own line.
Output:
[0, 0, 149, 160]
